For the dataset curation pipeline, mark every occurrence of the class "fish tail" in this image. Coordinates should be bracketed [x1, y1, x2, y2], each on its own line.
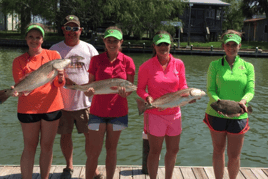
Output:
[247, 106, 253, 114]
[0, 89, 11, 104]
[136, 98, 148, 115]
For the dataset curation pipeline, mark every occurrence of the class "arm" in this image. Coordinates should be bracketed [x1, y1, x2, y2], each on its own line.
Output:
[178, 60, 188, 90]
[52, 51, 65, 87]
[137, 64, 150, 101]
[207, 62, 220, 101]
[84, 73, 95, 97]
[242, 63, 255, 103]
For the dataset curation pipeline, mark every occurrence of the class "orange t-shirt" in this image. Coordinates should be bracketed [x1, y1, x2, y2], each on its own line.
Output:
[12, 49, 64, 114]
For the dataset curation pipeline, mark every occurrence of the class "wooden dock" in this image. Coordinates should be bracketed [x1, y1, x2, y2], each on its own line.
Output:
[0, 165, 268, 179]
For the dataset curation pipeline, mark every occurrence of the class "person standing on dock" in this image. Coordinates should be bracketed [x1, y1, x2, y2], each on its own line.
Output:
[137, 31, 188, 179]
[84, 26, 135, 179]
[204, 30, 255, 179]
[11, 23, 65, 179]
[50, 15, 102, 179]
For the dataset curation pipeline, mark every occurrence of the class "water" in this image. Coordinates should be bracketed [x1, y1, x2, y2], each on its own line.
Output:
[0, 46, 267, 167]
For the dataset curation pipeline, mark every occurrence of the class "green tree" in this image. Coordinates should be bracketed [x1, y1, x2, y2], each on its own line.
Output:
[222, 0, 245, 31]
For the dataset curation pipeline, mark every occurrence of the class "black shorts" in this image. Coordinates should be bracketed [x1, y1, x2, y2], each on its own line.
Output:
[18, 110, 62, 123]
[203, 113, 249, 134]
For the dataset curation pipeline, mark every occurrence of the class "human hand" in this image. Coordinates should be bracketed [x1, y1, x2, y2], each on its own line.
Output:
[146, 96, 154, 105]
[84, 87, 95, 97]
[11, 86, 24, 97]
[239, 99, 248, 113]
[57, 69, 64, 83]
[118, 86, 127, 98]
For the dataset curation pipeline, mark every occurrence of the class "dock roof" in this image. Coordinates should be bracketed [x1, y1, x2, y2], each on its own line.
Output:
[185, 0, 230, 6]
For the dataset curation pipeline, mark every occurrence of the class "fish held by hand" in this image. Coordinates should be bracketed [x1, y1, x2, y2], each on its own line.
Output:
[0, 58, 71, 104]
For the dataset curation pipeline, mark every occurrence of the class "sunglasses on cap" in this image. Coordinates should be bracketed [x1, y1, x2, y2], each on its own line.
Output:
[156, 42, 170, 46]
[64, 26, 80, 32]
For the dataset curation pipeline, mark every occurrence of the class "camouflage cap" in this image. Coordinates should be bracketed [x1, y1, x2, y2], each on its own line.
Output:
[63, 15, 80, 27]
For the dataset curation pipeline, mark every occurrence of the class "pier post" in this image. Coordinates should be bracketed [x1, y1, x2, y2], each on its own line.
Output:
[128, 42, 131, 53]
[255, 47, 258, 53]
[190, 45, 193, 51]
[211, 45, 213, 51]
[142, 131, 149, 174]
[143, 43, 145, 53]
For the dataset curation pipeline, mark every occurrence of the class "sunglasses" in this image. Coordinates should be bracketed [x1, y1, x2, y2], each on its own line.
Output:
[64, 26, 80, 32]
[157, 42, 170, 46]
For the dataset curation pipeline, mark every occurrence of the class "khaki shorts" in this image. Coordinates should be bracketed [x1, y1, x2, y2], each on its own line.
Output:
[57, 108, 90, 134]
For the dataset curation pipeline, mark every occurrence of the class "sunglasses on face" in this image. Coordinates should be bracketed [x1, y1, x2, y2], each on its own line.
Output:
[64, 26, 80, 32]
[157, 42, 170, 46]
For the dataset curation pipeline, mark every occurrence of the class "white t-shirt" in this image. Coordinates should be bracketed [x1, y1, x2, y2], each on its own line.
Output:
[50, 40, 99, 111]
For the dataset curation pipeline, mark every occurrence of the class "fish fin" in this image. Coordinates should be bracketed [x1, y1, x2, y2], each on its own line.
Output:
[47, 71, 56, 79]
[0, 89, 11, 104]
[23, 91, 31, 96]
[110, 86, 118, 90]
[247, 106, 253, 114]
[136, 98, 148, 115]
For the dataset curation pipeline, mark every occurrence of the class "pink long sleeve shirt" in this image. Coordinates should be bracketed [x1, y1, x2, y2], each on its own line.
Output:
[137, 54, 188, 115]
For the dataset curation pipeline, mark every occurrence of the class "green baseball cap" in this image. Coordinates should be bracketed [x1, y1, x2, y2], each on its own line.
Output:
[25, 25, 45, 37]
[223, 34, 241, 44]
[153, 34, 171, 45]
[104, 29, 123, 40]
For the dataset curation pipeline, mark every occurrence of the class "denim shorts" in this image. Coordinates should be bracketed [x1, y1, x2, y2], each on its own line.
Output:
[18, 110, 62, 123]
[203, 113, 249, 134]
[88, 114, 128, 131]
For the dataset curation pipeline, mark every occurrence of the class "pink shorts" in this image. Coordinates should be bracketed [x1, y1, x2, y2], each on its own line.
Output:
[144, 112, 182, 137]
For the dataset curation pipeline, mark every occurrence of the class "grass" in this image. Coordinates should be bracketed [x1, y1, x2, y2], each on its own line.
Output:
[1, 31, 268, 50]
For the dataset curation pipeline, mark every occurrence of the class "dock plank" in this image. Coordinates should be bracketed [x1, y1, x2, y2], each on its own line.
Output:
[240, 168, 258, 179]
[251, 168, 268, 179]
[172, 167, 183, 179]
[192, 167, 209, 179]
[180, 167, 196, 178]
[0, 165, 267, 179]
[204, 167, 215, 179]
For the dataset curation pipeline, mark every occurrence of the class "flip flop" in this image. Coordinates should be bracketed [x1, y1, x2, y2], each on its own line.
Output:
[60, 168, 74, 179]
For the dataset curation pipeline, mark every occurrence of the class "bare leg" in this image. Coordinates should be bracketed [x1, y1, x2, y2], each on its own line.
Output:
[20, 122, 40, 179]
[39, 119, 60, 179]
[165, 135, 180, 179]
[210, 130, 227, 179]
[86, 123, 106, 179]
[227, 133, 245, 179]
[84, 132, 100, 176]
[147, 134, 164, 179]
[60, 133, 73, 170]
[105, 124, 121, 179]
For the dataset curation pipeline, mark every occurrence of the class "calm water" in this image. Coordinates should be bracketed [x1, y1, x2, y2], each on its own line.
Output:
[0, 46, 267, 167]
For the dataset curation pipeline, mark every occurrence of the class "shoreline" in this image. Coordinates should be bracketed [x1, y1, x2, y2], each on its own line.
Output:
[1, 39, 267, 58]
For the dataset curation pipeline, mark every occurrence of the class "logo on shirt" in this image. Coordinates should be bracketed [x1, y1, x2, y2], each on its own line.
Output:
[238, 65, 245, 70]
[66, 55, 85, 69]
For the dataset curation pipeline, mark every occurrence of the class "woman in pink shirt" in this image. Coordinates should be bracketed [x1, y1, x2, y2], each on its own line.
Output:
[84, 26, 135, 179]
[137, 31, 188, 179]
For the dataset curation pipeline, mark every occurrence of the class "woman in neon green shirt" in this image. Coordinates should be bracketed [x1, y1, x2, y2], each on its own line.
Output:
[204, 30, 255, 179]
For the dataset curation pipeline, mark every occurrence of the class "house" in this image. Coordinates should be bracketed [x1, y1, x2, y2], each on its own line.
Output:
[180, 0, 230, 42]
[243, 18, 268, 42]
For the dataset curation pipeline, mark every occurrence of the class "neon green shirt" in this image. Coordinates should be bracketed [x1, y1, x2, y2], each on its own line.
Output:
[206, 56, 255, 119]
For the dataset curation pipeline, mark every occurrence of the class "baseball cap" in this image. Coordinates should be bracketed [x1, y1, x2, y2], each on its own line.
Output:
[25, 25, 45, 37]
[63, 15, 80, 27]
[153, 34, 171, 45]
[104, 29, 123, 40]
[223, 34, 241, 44]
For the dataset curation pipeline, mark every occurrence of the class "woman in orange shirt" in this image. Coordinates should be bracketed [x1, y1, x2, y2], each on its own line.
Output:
[12, 23, 65, 179]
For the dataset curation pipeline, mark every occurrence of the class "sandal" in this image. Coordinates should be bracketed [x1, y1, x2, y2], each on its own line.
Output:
[94, 173, 105, 179]
[60, 168, 74, 179]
